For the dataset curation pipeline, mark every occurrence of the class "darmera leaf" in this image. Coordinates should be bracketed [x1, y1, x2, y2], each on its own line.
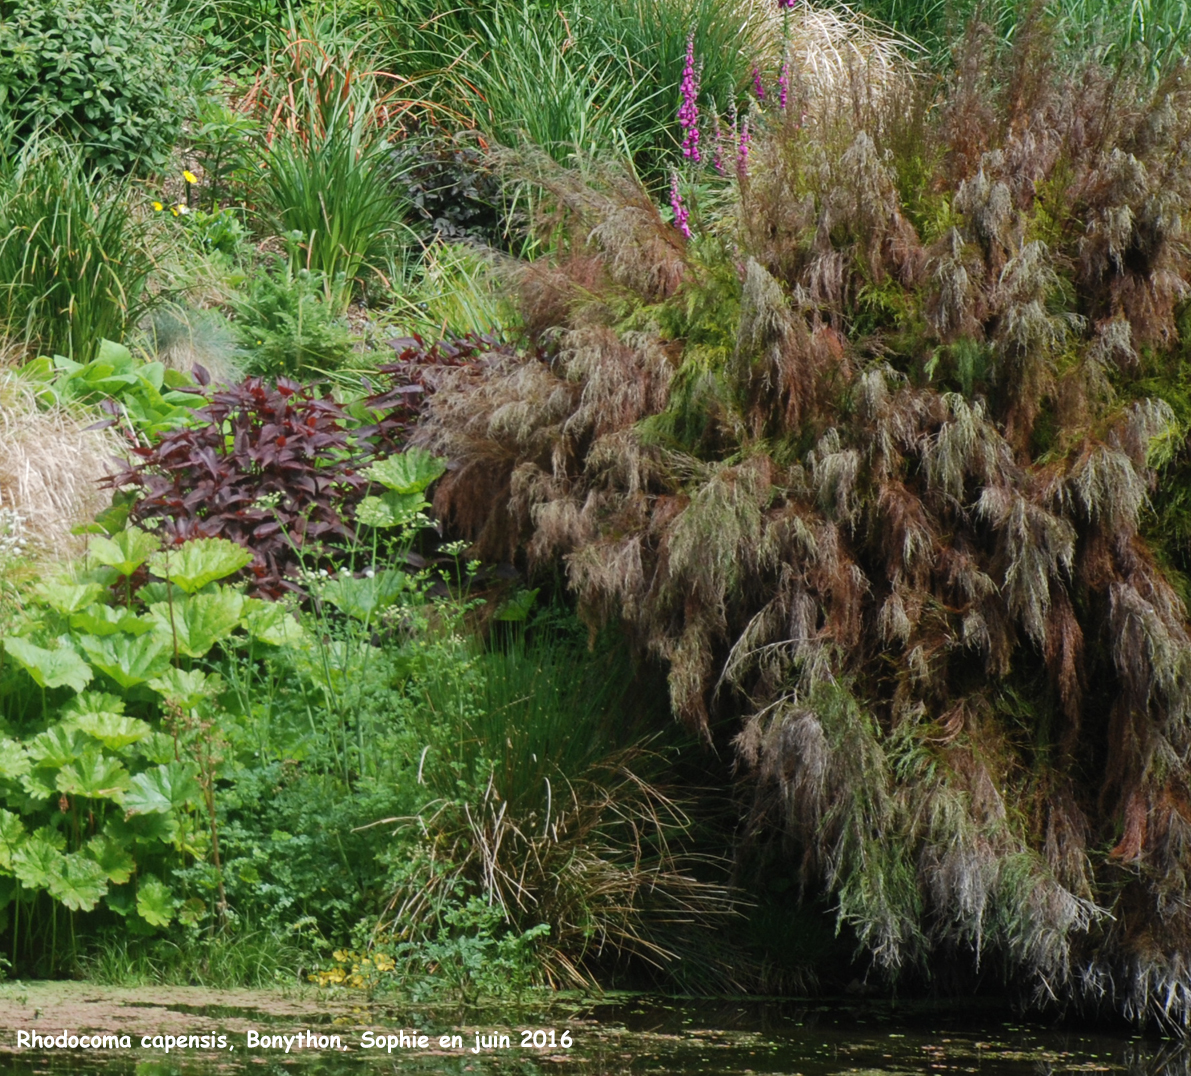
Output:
[148, 589, 244, 658]
[49, 853, 109, 912]
[2, 637, 92, 692]
[148, 538, 253, 594]
[77, 633, 170, 688]
[89, 528, 159, 576]
[365, 449, 446, 495]
[124, 762, 201, 815]
[136, 874, 176, 927]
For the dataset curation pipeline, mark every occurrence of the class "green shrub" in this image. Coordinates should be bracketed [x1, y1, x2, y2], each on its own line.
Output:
[0, 0, 192, 172]
[229, 259, 354, 378]
[463, 4, 656, 162]
[0, 139, 158, 361]
[375, 626, 739, 989]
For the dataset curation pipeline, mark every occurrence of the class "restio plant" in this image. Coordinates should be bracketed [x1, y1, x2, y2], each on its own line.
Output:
[0, 0, 192, 172]
[416, 21, 1191, 1027]
[374, 628, 738, 990]
[246, 16, 413, 311]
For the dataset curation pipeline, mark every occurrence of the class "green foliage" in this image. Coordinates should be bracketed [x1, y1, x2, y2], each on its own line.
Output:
[569, 0, 762, 164]
[314, 898, 549, 1000]
[0, 0, 192, 172]
[19, 341, 197, 439]
[0, 527, 319, 966]
[250, 55, 409, 311]
[0, 141, 159, 361]
[462, 4, 656, 162]
[846, 0, 1191, 71]
[230, 261, 353, 379]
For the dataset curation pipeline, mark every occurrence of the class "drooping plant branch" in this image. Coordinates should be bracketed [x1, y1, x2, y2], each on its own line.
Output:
[415, 24, 1191, 1027]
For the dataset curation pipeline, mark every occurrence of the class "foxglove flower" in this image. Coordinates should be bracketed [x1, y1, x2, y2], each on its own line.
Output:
[670, 171, 691, 239]
[753, 66, 765, 102]
[778, 60, 790, 110]
[678, 33, 701, 162]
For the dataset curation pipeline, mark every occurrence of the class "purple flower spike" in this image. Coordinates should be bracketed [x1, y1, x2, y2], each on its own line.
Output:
[678, 33, 701, 162]
[737, 117, 750, 178]
[778, 60, 789, 110]
[670, 171, 692, 239]
[753, 66, 765, 102]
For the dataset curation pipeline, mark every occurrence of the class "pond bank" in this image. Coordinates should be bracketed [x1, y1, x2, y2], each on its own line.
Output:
[0, 984, 1184, 1076]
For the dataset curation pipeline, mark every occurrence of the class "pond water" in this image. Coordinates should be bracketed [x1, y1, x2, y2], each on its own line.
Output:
[0, 987, 1186, 1076]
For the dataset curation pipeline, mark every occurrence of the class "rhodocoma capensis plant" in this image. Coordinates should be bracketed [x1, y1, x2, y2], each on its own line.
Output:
[416, 23, 1191, 1026]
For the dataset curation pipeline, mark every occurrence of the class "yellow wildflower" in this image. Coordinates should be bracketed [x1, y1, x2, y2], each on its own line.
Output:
[183, 170, 198, 184]
[152, 201, 163, 211]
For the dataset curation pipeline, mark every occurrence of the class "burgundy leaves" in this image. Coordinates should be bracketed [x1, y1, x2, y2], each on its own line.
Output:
[107, 378, 365, 598]
[106, 338, 494, 598]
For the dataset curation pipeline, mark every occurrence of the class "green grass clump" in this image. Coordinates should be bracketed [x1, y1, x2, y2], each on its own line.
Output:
[0, 138, 158, 361]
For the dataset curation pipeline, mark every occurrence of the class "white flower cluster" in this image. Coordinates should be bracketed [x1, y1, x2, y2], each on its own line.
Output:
[0, 507, 29, 563]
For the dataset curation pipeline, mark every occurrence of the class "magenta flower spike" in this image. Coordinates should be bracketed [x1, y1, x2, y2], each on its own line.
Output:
[753, 66, 765, 102]
[737, 117, 750, 178]
[778, 60, 789, 110]
[678, 33, 701, 162]
[670, 171, 692, 239]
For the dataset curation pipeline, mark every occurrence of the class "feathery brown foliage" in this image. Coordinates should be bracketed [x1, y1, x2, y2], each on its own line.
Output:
[417, 23, 1191, 1025]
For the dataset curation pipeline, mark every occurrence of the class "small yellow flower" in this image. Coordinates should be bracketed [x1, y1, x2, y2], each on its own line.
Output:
[183, 170, 198, 184]
[152, 201, 163, 211]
